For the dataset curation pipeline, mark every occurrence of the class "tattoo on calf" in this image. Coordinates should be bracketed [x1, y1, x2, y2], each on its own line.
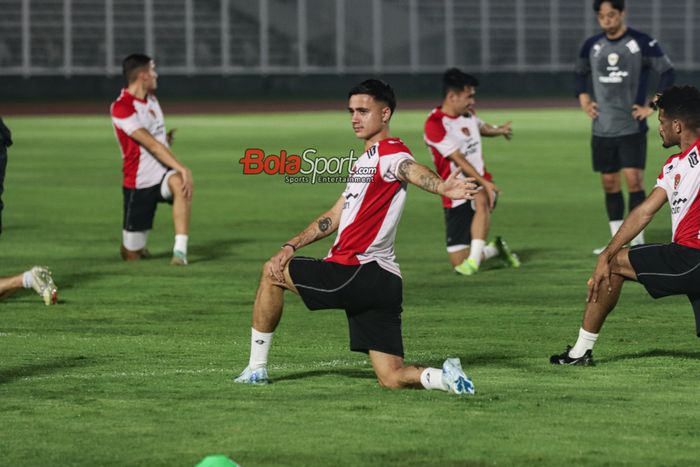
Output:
[318, 217, 332, 232]
[397, 159, 414, 181]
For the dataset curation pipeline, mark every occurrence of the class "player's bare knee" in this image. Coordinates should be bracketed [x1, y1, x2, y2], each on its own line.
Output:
[169, 174, 184, 195]
[261, 261, 273, 279]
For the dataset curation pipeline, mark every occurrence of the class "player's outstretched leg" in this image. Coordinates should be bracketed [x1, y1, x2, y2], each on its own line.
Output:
[0, 266, 57, 305]
[234, 259, 295, 385]
[494, 236, 520, 268]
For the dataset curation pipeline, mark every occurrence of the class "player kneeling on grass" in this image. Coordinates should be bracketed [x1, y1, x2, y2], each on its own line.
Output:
[110, 54, 193, 266]
[424, 68, 520, 276]
[235, 80, 478, 394]
[551, 86, 700, 365]
[0, 266, 57, 305]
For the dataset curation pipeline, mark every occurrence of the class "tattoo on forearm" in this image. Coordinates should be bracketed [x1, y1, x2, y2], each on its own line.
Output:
[318, 217, 332, 232]
[397, 159, 414, 181]
[418, 174, 440, 193]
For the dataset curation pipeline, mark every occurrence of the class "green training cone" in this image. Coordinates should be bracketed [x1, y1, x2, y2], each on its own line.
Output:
[195, 455, 240, 467]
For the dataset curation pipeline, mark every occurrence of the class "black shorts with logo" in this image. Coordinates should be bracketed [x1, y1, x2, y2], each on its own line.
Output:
[444, 202, 476, 249]
[628, 243, 700, 336]
[591, 132, 646, 173]
[122, 177, 172, 232]
[288, 257, 404, 357]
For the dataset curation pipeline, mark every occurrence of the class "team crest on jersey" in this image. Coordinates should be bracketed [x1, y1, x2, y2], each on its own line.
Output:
[461, 127, 471, 137]
[674, 174, 681, 189]
[607, 53, 619, 66]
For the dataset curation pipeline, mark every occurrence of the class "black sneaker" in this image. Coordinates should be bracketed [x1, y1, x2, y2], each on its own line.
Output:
[549, 345, 595, 366]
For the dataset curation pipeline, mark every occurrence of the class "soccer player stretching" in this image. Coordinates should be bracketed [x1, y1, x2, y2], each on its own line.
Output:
[235, 80, 478, 394]
[110, 54, 193, 265]
[552, 86, 700, 365]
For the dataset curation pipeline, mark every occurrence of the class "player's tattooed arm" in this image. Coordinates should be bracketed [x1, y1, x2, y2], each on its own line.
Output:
[397, 159, 443, 192]
[397, 158, 480, 201]
[281, 196, 344, 252]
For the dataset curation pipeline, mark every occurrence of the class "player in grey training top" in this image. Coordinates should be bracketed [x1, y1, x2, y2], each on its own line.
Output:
[576, 0, 674, 254]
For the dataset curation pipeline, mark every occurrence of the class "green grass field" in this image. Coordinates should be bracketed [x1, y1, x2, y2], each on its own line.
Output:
[1, 108, 699, 466]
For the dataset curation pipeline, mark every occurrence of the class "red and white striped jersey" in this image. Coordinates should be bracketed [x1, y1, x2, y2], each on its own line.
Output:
[325, 138, 413, 277]
[110, 89, 169, 189]
[656, 137, 700, 249]
[424, 107, 490, 208]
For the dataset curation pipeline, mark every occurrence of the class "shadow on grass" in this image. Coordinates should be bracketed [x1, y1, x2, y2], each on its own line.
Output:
[0, 355, 95, 384]
[273, 368, 375, 382]
[599, 348, 700, 364]
[194, 237, 254, 263]
[104, 237, 254, 264]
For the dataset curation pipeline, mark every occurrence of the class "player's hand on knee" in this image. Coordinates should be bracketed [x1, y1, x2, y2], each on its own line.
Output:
[179, 168, 194, 200]
[268, 247, 293, 284]
[587, 256, 612, 303]
[483, 181, 499, 210]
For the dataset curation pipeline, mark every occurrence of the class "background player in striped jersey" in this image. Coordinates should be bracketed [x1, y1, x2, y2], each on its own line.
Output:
[551, 85, 700, 365]
[577, 0, 674, 254]
[424, 68, 520, 276]
[110, 54, 193, 265]
[235, 79, 479, 394]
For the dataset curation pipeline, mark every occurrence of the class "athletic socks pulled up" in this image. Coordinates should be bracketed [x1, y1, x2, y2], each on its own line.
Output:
[468, 239, 486, 267]
[174, 234, 188, 255]
[605, 191, 624, 222]
[569, 327, 599, 358]
[248, 327, 274, 369]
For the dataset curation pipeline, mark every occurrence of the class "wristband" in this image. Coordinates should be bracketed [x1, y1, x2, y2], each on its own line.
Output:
[282, 243, 297, 252]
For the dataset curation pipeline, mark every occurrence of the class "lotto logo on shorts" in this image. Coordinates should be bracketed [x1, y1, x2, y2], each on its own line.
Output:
[239, 148, 372, 184]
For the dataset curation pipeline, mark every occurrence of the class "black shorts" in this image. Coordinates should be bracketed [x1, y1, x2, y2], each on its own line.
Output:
[122, 177, 172, 232]
[629, 243, 700, 336]
[288, 257, 404, 357]
[444, 202, 476, 250]
[591, 132, 646, 173]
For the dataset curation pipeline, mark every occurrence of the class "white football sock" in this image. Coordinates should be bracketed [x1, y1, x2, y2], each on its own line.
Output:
[630, 230, 645, 246]
[483, 242, 498, 260]
[248, 327, 274, 369]
[22, 270, 32, 289]
[420, 367, 448, 391]
[468, 239, 486, 266]
[569, 328, 599, 358]
[174, 234, 188, 254]
[609, 220, 623, 237]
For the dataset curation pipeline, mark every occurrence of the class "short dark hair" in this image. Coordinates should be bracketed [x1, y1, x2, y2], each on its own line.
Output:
[655, 85, 700, 129]
[442, 68, 479, 97]
[593, 0, 625, 12]
[348, 79, 397, 116]
[122, 54, 152, 83]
